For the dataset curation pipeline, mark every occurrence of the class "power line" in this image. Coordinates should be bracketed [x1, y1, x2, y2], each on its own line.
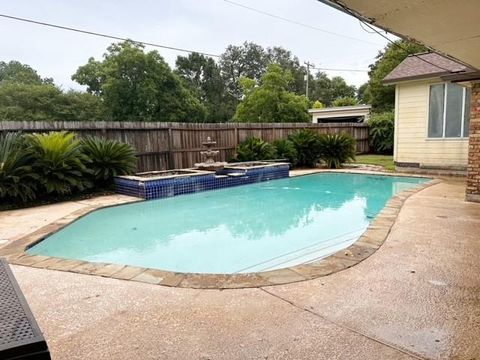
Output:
[312, 65, 368, 72]
[327, 3, 453, 73]
[222, 0, 383, 47]
[0, 13, 221, 58]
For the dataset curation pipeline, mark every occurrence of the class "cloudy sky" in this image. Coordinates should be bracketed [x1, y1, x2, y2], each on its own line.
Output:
[0, 0, 395, 91]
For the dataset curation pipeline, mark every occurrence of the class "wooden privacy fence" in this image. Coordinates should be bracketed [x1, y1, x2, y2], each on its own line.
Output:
[0, 121, 370, 171]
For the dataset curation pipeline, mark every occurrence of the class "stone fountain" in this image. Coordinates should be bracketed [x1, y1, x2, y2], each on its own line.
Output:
[194, 137, 227, 172]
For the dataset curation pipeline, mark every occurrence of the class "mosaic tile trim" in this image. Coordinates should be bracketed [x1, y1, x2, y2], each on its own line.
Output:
[0, 172, 441, 289]
[115, 164, 290, 200]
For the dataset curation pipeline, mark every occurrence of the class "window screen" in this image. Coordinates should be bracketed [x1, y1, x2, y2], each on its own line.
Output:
[428, 84, 444, 138]
[445, 83, 463, 137]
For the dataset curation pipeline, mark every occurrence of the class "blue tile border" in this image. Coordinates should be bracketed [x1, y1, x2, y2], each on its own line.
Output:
[114, 164, 290, 200]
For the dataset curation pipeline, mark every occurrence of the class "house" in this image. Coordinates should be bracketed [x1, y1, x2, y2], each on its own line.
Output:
[383, 53, 474, 174]
[308, 105, 371, 124]
[318, 0, 480, 202]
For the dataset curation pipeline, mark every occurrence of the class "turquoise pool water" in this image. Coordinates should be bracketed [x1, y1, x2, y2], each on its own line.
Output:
[28, 173, 428, 274]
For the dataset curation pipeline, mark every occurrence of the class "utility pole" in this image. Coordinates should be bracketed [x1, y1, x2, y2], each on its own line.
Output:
[304, 61, 314, 100]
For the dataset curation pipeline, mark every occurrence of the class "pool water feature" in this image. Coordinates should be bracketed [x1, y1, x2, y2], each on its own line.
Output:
[28, 173, 429, 274]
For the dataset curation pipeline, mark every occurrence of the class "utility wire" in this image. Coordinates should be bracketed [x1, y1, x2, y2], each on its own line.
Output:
[0, 13, 221, 58]
[327, 3, 453, 73]
[222, 0, 382, 46]
[312, 65, 368, 73]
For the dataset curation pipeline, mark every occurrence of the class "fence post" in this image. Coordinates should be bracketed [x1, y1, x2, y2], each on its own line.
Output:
[167, 126, 174, 170]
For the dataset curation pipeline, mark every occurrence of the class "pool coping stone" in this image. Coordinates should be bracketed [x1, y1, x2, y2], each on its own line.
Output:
[0, 170, 441, 289]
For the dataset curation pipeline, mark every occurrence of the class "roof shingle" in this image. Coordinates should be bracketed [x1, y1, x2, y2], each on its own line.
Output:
[382, 53, 474, 84]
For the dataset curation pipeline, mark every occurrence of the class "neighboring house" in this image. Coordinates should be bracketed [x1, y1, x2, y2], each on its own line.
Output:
[308, 105, 371, 124]
[383, 53, 475, 173]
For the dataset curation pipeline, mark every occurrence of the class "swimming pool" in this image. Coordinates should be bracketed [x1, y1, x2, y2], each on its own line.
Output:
[28, 173, 429, 274]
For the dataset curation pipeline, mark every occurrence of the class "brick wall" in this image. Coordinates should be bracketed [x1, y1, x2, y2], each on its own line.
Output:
[466, 82, 480, 202]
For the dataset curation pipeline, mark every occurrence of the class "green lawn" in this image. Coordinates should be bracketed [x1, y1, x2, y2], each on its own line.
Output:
[353, 154, 395, 171]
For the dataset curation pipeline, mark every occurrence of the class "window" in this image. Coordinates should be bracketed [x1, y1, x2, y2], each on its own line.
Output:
[428, 83, 470, 138]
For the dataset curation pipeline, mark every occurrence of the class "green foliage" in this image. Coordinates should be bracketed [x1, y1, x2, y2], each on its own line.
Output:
[235, 137, 275, 162]
[27, 131, 92, 195]
[273, 139, 298, 165]
[219, 42, 269, 100]
[319, 133, 356, 169]
[310, 73, 357, 106]
[0, 60, 53, 85]
[234, 64, 310, 123]
[318, 133, 356, 169]
[332, 97, 359, 107]
[81, 136, 137, 184]
[175, 53, 235, 122]
[362, 40, 427, 111]
[288, 129, 320, 167]
[0, 132, 38, 202]
[312, 100, 325, 109]
[368, 111, 395, 154]
[266, 47, 306, 94]
[72, 40, 206, 122]
[0, 83, 104, 121]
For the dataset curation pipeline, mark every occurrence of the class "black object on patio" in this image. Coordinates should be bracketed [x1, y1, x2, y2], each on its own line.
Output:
[0, 259, 51, 359]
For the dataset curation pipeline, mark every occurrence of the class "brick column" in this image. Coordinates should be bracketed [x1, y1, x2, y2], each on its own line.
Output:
[466, 82, 480, 202]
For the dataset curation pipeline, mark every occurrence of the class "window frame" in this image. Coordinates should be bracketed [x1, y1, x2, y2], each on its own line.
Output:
[426, 82, 470, 140]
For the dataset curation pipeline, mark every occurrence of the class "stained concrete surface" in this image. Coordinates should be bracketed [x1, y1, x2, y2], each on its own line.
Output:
[4, 179, 480, 359]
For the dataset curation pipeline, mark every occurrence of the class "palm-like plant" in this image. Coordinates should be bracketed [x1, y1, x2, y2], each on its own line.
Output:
[273, 139, 298, 166]
[235, 137, 275, 162]
[81, 136, 137, 185]
[288, 129, 321, 167]
[318, 133, 356, 169]
[27, 131, 92, 195]
[0, 132, 38, 202]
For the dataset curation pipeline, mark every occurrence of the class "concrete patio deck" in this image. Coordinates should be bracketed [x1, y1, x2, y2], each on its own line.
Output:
[1, 178, 479, 359]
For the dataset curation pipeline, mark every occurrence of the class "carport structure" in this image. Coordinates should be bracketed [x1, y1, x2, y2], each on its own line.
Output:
[318, 0, 480, 202]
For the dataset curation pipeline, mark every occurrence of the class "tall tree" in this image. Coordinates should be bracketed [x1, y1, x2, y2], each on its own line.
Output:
[0, 60, 53, 85]
[363, 40, 427, 111]
[219, 42, 269, 100]
[309, 72, 356, 106]
[72, 40, 206, 122]
[234, 64, 310, 123]
[175, 53, 235, 122]
[0, 83, 103, 121]
[266, 47, 306, 94]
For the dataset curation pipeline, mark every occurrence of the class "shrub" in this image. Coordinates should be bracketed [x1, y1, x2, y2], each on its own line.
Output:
[81, 136, 137, 185]
[27, 131, 92, 195]
[318, 133, 356, 169]
[273, 139, 298, 166]
[332, 97, 359, 107]
[0, 132, 38, 202]
[312, 100, 325, 109]
[235, 137, 275, 162]
[288, 129, 320, 167]
[368, 111, 394, 154]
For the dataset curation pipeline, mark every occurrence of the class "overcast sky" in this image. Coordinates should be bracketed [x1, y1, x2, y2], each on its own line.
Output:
[0, 0, 394, 91]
